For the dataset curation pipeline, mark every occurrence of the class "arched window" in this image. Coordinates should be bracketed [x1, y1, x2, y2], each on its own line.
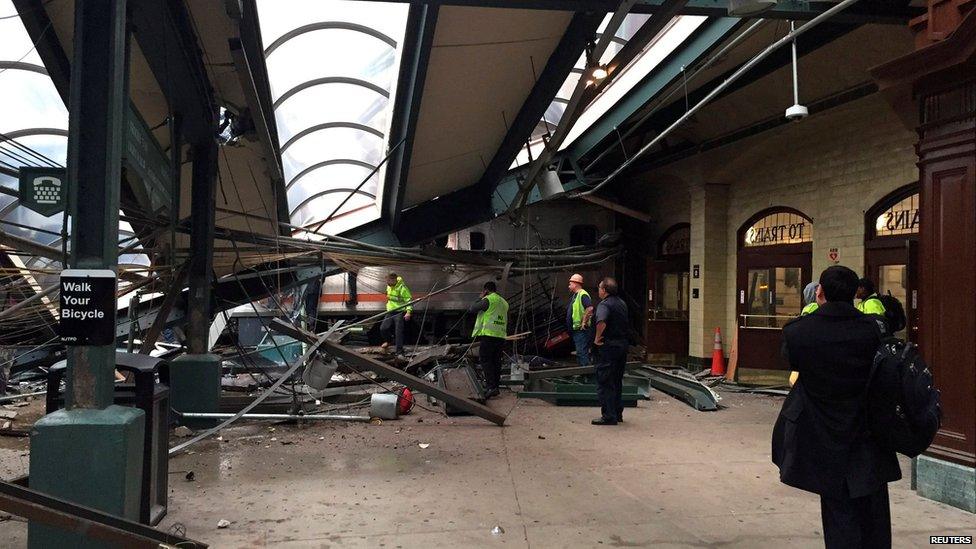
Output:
[657, 223, 690, 258]
[739, 207, 813, 249]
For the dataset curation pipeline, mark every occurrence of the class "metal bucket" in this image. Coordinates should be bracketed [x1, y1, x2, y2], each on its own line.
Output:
[370, 393, 399, 420]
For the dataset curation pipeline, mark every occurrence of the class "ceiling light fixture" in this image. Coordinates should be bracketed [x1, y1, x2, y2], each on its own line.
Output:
[584, 39, 608, 84]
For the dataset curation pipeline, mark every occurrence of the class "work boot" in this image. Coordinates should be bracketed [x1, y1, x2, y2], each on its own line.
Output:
[485, 388, 500, 399]
[380, 342, 390, 352]
[591, 418, 618, 426]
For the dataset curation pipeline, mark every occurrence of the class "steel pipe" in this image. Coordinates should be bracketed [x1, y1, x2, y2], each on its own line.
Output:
[577, 0, 862, 196]
[179, 412, 371, 422]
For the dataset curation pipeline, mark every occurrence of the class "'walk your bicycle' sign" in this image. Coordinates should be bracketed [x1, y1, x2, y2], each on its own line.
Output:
[59, 269, 117, 346]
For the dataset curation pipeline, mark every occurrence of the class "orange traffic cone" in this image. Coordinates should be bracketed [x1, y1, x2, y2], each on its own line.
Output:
[710, 327, 726, 376]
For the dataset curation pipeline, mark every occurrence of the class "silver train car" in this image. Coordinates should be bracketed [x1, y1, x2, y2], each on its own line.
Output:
[316, 201, 616, 346]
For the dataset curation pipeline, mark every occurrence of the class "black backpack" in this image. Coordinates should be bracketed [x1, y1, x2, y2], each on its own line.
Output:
[866, 338, 942, 457]
[877, 293, 907, 334]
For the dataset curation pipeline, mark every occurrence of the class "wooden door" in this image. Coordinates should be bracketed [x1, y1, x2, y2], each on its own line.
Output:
[736, 246, 812, 371]
[918, 115, 976, 466]
[644, 259, 689, 362]
[865, 243, 913, 341]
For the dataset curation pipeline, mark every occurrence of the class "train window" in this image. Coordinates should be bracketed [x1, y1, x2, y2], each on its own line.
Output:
[570, 225, 598, 247]
[470, 231, 486, 250]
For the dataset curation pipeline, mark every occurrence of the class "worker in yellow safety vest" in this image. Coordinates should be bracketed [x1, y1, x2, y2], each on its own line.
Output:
[855, 278, 886, 316]
[566, 273, 594, 366]
[469, 280, 509, 398]
[801, 281, 821, 315]
[791, 281, 825, 386]
[380, 273, 412, 356]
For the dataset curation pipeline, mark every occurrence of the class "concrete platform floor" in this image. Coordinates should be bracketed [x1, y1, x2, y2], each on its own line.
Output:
[3, 390, 975, 547]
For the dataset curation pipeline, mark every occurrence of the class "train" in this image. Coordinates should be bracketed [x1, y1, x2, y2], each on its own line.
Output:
[315, 200, 617, 348]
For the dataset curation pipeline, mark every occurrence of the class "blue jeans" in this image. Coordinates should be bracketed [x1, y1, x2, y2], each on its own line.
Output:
[571, 329, 591, 366]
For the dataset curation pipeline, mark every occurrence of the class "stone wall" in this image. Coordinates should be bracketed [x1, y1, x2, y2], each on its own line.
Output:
[621, 93, 918, 360]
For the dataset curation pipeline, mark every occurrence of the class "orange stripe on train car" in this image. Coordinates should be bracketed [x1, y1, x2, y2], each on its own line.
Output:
[319, 293, 430, 303]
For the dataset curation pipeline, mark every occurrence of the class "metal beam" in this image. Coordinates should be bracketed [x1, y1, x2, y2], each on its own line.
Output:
[272, 76, 389, 111]
[631, 0, 921, 24]
[567, 16, 743, 163]
[364, 0, 619, 10]
[581, 19, 859, 176]
[271, 319, 508, 426]
[63, 0, 129, 409]
[581, 194, 652, 222]
[264, 21, 397, 55]
[578, 0, 864, 195]
[508, 0, 679, 212]
[128, 0, 214, 144]
[238, 0, 289, 235]
[230, 38, 285, 185]
[383, 3, 439, 230]
[481, 7, 613, 217]
[186, 140, 218, 354]
[0, 479, 206, 548]
[12, 0, 70, 103]
[364, 0, 919, 22]
[393, 9, 605, 244]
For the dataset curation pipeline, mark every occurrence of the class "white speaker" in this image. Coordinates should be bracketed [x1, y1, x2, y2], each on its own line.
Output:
[728, 0, 777, 17]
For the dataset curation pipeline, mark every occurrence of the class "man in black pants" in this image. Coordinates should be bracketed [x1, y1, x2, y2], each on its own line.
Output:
[592, 277, 629, 426]
[773, 265, 900, 548]
[468, 281, 509, 398]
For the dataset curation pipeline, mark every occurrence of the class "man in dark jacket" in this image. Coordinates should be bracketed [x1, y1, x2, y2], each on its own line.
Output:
[772, 265, 900, 548]
[592, 277, 629, 426]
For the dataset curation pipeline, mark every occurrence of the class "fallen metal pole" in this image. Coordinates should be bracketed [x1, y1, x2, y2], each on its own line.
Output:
[577, 0, 862, 196]
[168, 322, 343, 455]
[180, 412, 370, 422]
[0, 479, 206, 548]
[271, 319, 507, 426]
[0, 390, 46, 403]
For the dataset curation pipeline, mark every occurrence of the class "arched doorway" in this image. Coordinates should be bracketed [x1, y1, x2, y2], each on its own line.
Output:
[865, 183, 919, 341]
[736, 208, 813, 375]
[644, 223, 690, 363]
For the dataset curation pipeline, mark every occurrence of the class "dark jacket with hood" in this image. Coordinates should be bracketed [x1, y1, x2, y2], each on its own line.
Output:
[772, 301, 901, 498]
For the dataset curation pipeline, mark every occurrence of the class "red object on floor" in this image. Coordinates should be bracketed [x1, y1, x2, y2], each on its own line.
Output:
[710, 327, 726, 376]
[397, 387, 414, 415]
[544, 331, 570, 351]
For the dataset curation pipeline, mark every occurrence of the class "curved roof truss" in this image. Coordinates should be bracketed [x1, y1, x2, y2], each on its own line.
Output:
[264, 21, 397, 57]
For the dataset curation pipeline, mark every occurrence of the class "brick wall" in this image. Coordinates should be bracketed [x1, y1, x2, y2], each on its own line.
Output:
[622, 93, 918, 360]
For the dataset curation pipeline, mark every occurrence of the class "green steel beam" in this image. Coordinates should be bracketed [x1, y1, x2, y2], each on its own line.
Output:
[632, 0, 922, 24]
[567, 17, 742, 162]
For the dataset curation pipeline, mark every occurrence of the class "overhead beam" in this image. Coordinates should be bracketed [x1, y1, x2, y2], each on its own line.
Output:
[384, 4, 439, 231]
[581, 194, 652, 222]
[581, 20, 861, 174]
[364, 0, 920, 22]
[393, 9, 605, 244]
[567, 17, 743, 162]
[12, 0, 70, 103]
[632, 0, 922, 24]
[128, 0, 214, 144]
[365, 0, 619, 10]
[237, 0, 291, 235]
[230, 39, 284, 185]
[507, 0, 682, 213]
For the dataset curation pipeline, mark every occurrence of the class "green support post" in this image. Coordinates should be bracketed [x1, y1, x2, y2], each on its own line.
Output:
[169, 131, 221, 427]
[28, 1, 145, 547]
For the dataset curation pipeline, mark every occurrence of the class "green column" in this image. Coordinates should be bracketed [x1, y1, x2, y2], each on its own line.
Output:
[29, 1, 144, 546]
[169, 136, 222, 427]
